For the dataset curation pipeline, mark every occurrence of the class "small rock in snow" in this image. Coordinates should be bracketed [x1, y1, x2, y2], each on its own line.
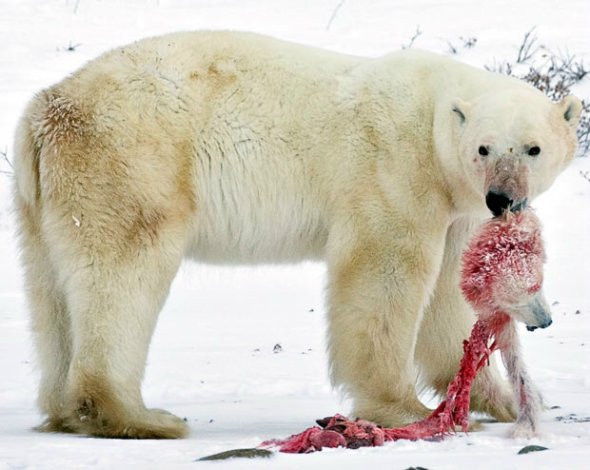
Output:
[517, 445, 548, 454]
[197, 448, 273, 461]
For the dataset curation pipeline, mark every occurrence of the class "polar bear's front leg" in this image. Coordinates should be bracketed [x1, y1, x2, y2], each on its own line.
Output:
[326, 222, 446, 427]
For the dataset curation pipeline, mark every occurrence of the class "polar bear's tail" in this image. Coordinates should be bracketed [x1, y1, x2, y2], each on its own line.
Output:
[13, 91, 49, 206]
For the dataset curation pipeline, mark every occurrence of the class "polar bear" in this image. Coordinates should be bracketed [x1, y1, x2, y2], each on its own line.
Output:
[13, 31, 581, 438]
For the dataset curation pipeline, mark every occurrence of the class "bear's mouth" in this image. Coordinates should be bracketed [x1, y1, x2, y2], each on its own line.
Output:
[485, 191, 527, 217]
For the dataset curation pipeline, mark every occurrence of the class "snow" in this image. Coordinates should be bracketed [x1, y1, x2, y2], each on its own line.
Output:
[0, 0, 589, 468]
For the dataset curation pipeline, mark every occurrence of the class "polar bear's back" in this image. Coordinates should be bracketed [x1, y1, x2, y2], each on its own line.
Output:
[60, 31, 363, 106]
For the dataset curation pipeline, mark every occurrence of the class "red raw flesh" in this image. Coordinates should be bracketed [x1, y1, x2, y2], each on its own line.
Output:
[260, 313, 509, 453]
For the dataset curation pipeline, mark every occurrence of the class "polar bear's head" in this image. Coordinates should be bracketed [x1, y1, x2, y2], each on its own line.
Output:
[438, 89, 582, 216]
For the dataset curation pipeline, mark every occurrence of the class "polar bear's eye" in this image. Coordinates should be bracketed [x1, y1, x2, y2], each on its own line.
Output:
[528, 146, 541, 156]
[478, 146, 489, 156]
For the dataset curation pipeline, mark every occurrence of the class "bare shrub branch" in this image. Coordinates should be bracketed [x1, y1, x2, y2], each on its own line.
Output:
[401, 26, 422, 49]
[487, 31, 590, 156]
[460, 36, 477, 49]
[445, 36, 477, 56]
[326, 0, 346, 31]
[516, 27, 539, 64]
[66, 41, 81, 52]
[0, 147, 13, 176]
[485, 60, 512, 76]
[577, 101, 590, 156]
[447, 41, 458, 55]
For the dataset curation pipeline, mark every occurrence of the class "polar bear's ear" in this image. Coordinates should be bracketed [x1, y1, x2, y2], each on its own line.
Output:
[559, 95, 582, 127]
[451, 99, 471, 125]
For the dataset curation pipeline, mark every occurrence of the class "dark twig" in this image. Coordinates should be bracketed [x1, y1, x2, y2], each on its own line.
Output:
[0, 147, 13, 176]
[516, 27, 539, 63]
[447, 41, 458, 55]
[577, 101, 590, 156]
[460, 36, 477, 49]
[326, 0, 345, 31]
[401, 26, 422, 49]
[485, 59, 512, 76]
[66, 41, 81, 52]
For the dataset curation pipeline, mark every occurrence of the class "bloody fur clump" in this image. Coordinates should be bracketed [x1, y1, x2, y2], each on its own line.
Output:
[461, 210, 545, 321]
[260, 210, 546, 453]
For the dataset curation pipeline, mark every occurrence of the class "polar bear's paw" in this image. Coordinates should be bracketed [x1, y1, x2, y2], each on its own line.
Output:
[65, 400, 189, 439]
[35, 416, 78, 434]
[120, 409, 189, 439]
[124, 409, 189, 439]
[469, 379, 517, 423]
[61, 376, 189, 439]
[354, 396, 432, 428]
[508, 421, 538, 439]
[470, 394, 517, 423]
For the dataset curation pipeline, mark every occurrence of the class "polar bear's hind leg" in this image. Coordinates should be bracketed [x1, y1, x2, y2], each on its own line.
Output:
[16, 199, 74, 433]
[15, 88, 194, 438]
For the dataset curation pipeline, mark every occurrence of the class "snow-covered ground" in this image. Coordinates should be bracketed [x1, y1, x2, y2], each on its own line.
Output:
[0, 0, 589, 468]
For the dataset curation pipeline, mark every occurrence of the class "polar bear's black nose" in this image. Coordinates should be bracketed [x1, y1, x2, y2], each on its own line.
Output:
[485, 191, 513, 217]
[526, 318, 552, 332]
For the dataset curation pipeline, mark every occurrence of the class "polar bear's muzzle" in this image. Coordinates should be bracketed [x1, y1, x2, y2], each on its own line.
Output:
[484, 158, 529, 216]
